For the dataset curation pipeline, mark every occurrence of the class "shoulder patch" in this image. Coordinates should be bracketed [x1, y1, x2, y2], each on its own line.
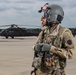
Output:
[67, 39, 72, 45]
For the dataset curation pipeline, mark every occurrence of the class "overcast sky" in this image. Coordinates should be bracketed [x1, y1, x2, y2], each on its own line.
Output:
[0, 0, 76, 28]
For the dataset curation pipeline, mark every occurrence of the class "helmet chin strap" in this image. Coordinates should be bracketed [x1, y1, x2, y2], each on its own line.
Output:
[46, 21, 53, 27]
[46, 21, 59, 28]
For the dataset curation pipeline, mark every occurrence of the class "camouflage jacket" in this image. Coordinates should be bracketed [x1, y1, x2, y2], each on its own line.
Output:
[35, 25, 74, 59]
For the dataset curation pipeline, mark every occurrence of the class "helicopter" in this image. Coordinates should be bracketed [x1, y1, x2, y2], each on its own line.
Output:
[0, 24, 41, 39]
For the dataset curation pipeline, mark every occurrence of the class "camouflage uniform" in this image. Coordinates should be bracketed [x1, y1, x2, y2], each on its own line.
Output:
[34, 25, 74, 75]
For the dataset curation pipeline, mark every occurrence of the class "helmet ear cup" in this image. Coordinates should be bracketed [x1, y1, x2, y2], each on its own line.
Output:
[57, 15, 63, 23]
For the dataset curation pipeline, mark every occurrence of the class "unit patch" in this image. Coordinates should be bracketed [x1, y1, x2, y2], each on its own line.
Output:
[67, 40, 72, 45]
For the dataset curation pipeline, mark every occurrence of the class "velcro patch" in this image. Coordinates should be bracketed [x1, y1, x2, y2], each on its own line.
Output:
[67, 40, 72, 45]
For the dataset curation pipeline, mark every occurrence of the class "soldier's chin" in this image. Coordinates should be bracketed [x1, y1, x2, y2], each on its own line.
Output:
[41, 22, 46, 27]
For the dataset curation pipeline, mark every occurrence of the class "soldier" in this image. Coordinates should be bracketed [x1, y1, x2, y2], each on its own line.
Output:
[32, 3, 74, 75]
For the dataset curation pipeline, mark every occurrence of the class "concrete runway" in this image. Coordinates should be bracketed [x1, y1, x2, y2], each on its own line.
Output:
[0, 36, 75, 75]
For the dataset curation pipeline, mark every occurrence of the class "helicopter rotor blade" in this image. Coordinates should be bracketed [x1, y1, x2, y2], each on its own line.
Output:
[18, 25, 41, 27]
[0, 24, 42, 28]
[0, 25, 10, 27]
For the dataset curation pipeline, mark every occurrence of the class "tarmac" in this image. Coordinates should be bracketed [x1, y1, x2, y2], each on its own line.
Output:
[0, 36, 75, 75]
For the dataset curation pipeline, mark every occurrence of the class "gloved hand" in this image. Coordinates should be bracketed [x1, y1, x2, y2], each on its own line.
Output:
[42, 44, 51, 52]
[34, 43, 43, 51]
[34, 43, 51, 52]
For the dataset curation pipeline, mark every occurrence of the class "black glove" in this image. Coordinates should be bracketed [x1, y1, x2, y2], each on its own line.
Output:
[42, 44, 51, 52]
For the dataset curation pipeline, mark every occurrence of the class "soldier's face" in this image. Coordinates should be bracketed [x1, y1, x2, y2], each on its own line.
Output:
[41, 17, 46, 27]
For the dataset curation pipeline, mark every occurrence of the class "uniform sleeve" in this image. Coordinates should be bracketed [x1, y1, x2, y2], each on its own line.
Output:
[50, 30, 74, 59]
[35, 31, 43, 44]
[32, 31, 43, 50]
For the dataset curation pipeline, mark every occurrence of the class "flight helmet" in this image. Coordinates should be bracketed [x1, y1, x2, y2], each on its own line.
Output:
[38, 3, 64, 26]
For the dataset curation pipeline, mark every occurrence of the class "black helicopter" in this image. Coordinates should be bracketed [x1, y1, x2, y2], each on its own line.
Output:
[0, 24, 41, 39]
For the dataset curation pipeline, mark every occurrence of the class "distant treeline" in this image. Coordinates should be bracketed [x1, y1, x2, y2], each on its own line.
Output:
[30, 28, 76, 37]
[28, 28, 76, 37]
[0, 28, 76, 37]
[69, 28, 76, 37]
